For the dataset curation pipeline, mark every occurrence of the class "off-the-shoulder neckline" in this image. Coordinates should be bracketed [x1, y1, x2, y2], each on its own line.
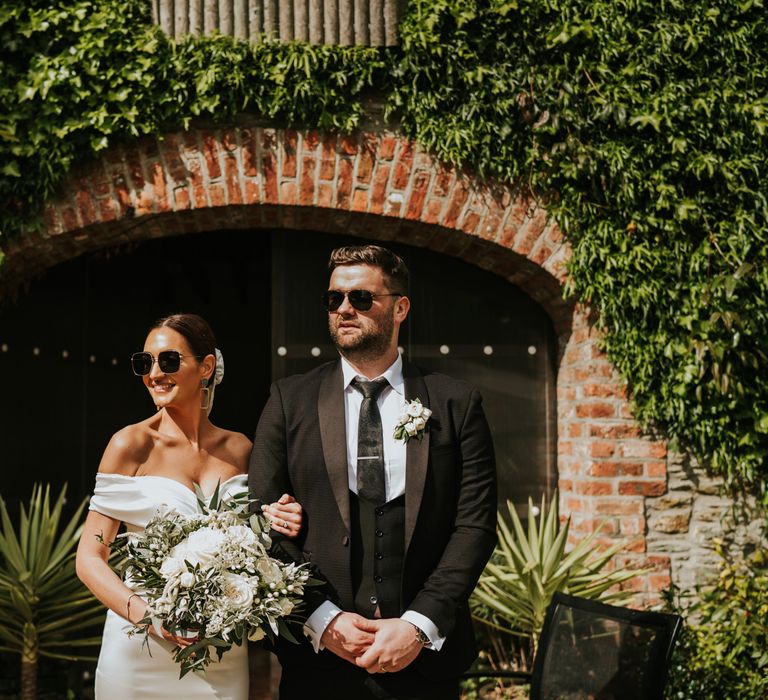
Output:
[95, 472, 247, 498]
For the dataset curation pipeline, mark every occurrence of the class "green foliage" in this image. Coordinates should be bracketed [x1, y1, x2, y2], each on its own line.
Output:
[472, 493, 645, 651]
[393, 0, 768, 499]
[1, 0, 165, 243]
[665, 543, 768, 700]
[0, 484, 104, 660]
[0, 484, 105, 699]
[0, 0, 387, 245]
[2, 0, 768, 497]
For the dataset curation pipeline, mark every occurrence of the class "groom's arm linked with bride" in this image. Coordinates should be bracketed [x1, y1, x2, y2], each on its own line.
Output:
[249, 245, 497, 700]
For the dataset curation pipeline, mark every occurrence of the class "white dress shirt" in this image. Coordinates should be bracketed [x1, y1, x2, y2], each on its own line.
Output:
[303, 354, 445, 652]
[343, 353, 407, 500]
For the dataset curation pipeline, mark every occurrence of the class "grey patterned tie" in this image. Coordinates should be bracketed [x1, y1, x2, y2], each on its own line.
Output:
[352, 377, 389, 504]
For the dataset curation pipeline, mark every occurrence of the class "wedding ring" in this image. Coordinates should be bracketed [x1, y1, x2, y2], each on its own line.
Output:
[380, 663, 388, 672]
[282, 520, 289, 528]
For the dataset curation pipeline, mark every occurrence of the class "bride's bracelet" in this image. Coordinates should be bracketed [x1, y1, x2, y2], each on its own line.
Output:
[126, 593, 142, 622]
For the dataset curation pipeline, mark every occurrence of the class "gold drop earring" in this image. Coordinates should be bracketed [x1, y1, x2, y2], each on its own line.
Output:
[200, 377, 211, 411]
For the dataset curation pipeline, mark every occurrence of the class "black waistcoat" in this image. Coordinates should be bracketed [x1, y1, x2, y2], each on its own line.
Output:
[349, 492, 406, 619]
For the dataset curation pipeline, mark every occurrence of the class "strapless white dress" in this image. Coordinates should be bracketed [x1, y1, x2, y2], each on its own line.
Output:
[88, 473, 250, 700]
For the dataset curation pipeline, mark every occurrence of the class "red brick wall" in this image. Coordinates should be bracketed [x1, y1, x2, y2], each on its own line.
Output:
[558, 308, 671, 600]
[4, 125, 670, 604]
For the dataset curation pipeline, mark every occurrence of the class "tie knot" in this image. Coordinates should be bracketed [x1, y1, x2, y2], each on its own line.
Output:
[352, 377, 389, 401]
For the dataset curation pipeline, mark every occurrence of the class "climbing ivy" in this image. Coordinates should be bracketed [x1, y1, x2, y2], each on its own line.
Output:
[0, 0, 386, 248]
[1, 0, 767, 499]
[391, 0, 768, 498]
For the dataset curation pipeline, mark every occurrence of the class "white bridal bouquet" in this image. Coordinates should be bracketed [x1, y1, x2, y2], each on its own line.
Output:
[108, 485, 311, 677]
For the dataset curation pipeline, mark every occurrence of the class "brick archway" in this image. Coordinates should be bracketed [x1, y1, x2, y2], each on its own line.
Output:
[3, 125, 671, 602]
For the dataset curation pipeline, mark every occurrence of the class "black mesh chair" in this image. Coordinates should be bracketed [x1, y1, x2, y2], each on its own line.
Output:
[466, 592, 683, 700]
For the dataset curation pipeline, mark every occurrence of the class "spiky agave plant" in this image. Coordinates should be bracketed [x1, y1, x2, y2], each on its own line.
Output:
[472, 491, 647, 656]
[0, 484, 106, 700]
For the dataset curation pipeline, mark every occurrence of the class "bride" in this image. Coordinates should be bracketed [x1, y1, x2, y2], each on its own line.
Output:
[76, 313, 303, 699]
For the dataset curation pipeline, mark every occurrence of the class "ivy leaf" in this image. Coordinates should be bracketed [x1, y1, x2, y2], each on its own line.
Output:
[629, 113, 662, 132]
[2, 161, 20, 177]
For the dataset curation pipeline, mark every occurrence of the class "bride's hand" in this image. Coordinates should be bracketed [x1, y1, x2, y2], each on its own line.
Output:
[151, 624, 199, 648]
[262, 494, 303, 538]
[135, 602, 199, 648]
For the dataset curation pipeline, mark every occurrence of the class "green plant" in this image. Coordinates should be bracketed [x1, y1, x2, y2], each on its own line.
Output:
[665, 542, 768, 700]
[0, 0, 387, 252]
[0, 485, 105, 700]
[2, 0, 768, 502]
[393, 0, 768, 502]
[472, 492, 645, 654]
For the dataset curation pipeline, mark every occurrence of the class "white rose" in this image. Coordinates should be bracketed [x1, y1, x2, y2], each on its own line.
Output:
[226, 524, 258, 547]
[406, 402, 423, 417]
[160, 556, 187, 580]
[278, 598, 294, 615]
[405, 422, 418, 436]
[256, 558, 283, 585]
[168, 540, 188, 560]
[413, 417, 426, 430]
[222, 573, 254, 609]
[179, 572, 195, 588]
[421, 407, 432, 419]
[183, 527, 226, 567]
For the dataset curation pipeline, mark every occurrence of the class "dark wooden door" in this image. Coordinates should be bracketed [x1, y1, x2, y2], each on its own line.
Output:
[0, 230, 272, 513]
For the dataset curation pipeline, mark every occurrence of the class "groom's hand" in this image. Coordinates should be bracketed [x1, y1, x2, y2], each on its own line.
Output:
[353, 618, 422, 674]
[320, 612, 376, 664]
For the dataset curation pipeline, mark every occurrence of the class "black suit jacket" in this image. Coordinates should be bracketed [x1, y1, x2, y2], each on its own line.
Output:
[249, 359, 497, 678]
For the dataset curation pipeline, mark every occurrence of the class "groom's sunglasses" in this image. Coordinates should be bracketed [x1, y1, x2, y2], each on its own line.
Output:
[323, 290, 402, 312]
[130, 350, 201, 376]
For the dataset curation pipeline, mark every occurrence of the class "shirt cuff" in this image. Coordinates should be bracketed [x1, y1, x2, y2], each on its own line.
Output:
[303, 600, 343, 653]
[401, 610, 445, 651]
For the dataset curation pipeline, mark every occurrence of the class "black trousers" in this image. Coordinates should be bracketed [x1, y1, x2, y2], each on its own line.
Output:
[278, 659, 460, 700]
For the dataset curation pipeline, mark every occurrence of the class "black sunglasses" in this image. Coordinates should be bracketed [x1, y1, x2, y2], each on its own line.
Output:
[130, 350, 201, 376]
[322, 290, 402, 312]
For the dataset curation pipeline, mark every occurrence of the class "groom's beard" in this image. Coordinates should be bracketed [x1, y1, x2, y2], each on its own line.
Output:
[328, 308, 395, 365]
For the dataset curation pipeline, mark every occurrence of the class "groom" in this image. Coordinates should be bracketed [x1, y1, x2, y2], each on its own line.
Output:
[250, 245, 497, 699]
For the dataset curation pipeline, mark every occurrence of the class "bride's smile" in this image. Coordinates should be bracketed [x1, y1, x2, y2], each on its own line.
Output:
[150, 380, 176, 394]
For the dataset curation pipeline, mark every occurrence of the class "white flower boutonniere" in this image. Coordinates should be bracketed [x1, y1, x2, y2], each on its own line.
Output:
[394, 398, 432, 443]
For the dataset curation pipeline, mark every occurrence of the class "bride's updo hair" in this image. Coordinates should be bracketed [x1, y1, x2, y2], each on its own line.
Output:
[151, 313, 217, 365]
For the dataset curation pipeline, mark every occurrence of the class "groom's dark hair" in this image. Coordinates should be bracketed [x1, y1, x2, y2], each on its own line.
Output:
[328, 245, 410, 295]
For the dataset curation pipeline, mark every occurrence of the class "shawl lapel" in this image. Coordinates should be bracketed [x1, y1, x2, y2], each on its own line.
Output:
[403, 362, 430, 553]
[318, 361, 351, 534]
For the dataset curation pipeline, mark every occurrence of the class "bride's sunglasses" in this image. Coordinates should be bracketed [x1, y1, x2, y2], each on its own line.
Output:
[130, 350, 201, 376]
[322, 289, 402, 312]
